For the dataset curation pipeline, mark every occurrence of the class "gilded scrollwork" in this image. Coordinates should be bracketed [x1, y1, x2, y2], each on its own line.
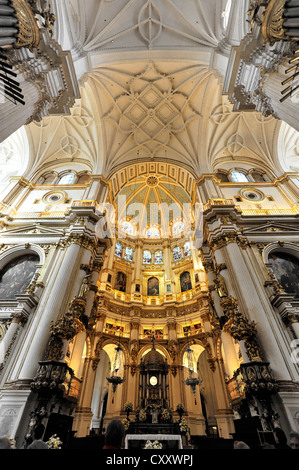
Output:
[10, 0, 40, 50]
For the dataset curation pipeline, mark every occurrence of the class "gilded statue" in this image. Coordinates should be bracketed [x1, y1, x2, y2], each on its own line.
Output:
[214, 274, 228, 298]
[78, 274, 91, 300]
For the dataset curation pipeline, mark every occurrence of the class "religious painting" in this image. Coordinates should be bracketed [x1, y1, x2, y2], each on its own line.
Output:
[114, 271, 126, 292]
[147, 277, 159, 296]
[154, 250, 163, 264]
[124, 247, 133, 262]
[115, 242, 122, 258]
[194, 323, 202, 333]
[155, 329, 163, 339]
[107, 273, 112, 283]
[194, 273, 199, 284]
[180, 271, 192, 292]
[268, 252, 299, 295]
[173, 247, 182, 261]
[0, 254, 39, 300]
[183, 325, 191, 335]
[143, 328, 152, 338]
[135, 283, 140, 292]
[166, 284, 171, 292]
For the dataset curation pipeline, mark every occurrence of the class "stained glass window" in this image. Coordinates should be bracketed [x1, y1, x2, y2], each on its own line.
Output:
[121, 221, 134, 236]
[173, 247, 182, 261]
[146, 227, 160, 239]
[154, 250, 163, 264]
[173, 221, 184, 237]
[124, 247, 133, 262]
[115, 242, 122, 257]
[184, 241, 191, 257]
[143, 250, 152, 264]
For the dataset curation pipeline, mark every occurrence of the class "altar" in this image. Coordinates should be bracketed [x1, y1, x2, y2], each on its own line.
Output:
[125, 434, 183, 449]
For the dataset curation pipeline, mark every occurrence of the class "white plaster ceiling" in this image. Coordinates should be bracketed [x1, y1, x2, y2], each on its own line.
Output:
[1, 0, 298, 182]
[55, 0, 226, 56]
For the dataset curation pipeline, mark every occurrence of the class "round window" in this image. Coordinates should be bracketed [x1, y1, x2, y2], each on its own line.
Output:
[239, 188, 264, 203]
[42, 191, 67, 205]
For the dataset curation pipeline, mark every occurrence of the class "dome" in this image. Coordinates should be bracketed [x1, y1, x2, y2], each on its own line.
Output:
[115, 173, 192, 239]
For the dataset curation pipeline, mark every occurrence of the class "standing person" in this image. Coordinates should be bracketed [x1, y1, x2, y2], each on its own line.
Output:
[27, 424, 48, 449]
[289, 431, 299, 449]
[103, 420, 125, 449]
[273, 428, 291, 449]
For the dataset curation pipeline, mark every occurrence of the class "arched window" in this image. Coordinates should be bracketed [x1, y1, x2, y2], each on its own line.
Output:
[180, 271, 192, 292]
[77, 173, 91, 184]
[115, 242, 122, 258]
[173, 247, 182, 261]
[143, 250, 152, 264]
[154, 250, 163, 264]
[268, 252, 299, 295]
[121, 221, 134, 236]
[251, 170, 266, 182]
[230, 170, 249, 183]
[114, 272, 126, 292]
[216, 171, 229, 182]
[40, 172, 57, 185]
[146, 227, 160, 239]
[184, 242, 191, 257]
[0, 254, 39, 300]
[172, 221, 184, 237]
[148, 277, 159, 296]
[57, 173, 76, 185]
[124, 247, 133, 262]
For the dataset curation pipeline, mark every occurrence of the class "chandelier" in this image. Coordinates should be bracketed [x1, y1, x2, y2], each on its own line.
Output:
[106, 343, 125, 398]
[183, 344, 201, 402]
[106, 294, 125, 399]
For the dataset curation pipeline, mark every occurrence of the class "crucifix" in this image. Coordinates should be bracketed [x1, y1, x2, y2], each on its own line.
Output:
[152, 334, 155, 350]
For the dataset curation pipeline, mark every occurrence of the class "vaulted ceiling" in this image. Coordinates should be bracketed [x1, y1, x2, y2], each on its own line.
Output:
[0, 0, 298, 185]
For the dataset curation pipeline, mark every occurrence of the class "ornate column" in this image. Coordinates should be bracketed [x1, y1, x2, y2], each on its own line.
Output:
[221, 330, 240, 379]
[19, 240, 82, 381]
[129, 317, 140, 378]
[163, 240, 174, 292]
[73, 355, 98, 437]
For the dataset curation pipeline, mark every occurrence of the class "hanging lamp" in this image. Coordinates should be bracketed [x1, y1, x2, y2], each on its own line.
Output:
[182, 296, 201, 402]
[183, 344, 201, 398]
[106, 343, 125, 395]
[106, 278, 125, 399]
